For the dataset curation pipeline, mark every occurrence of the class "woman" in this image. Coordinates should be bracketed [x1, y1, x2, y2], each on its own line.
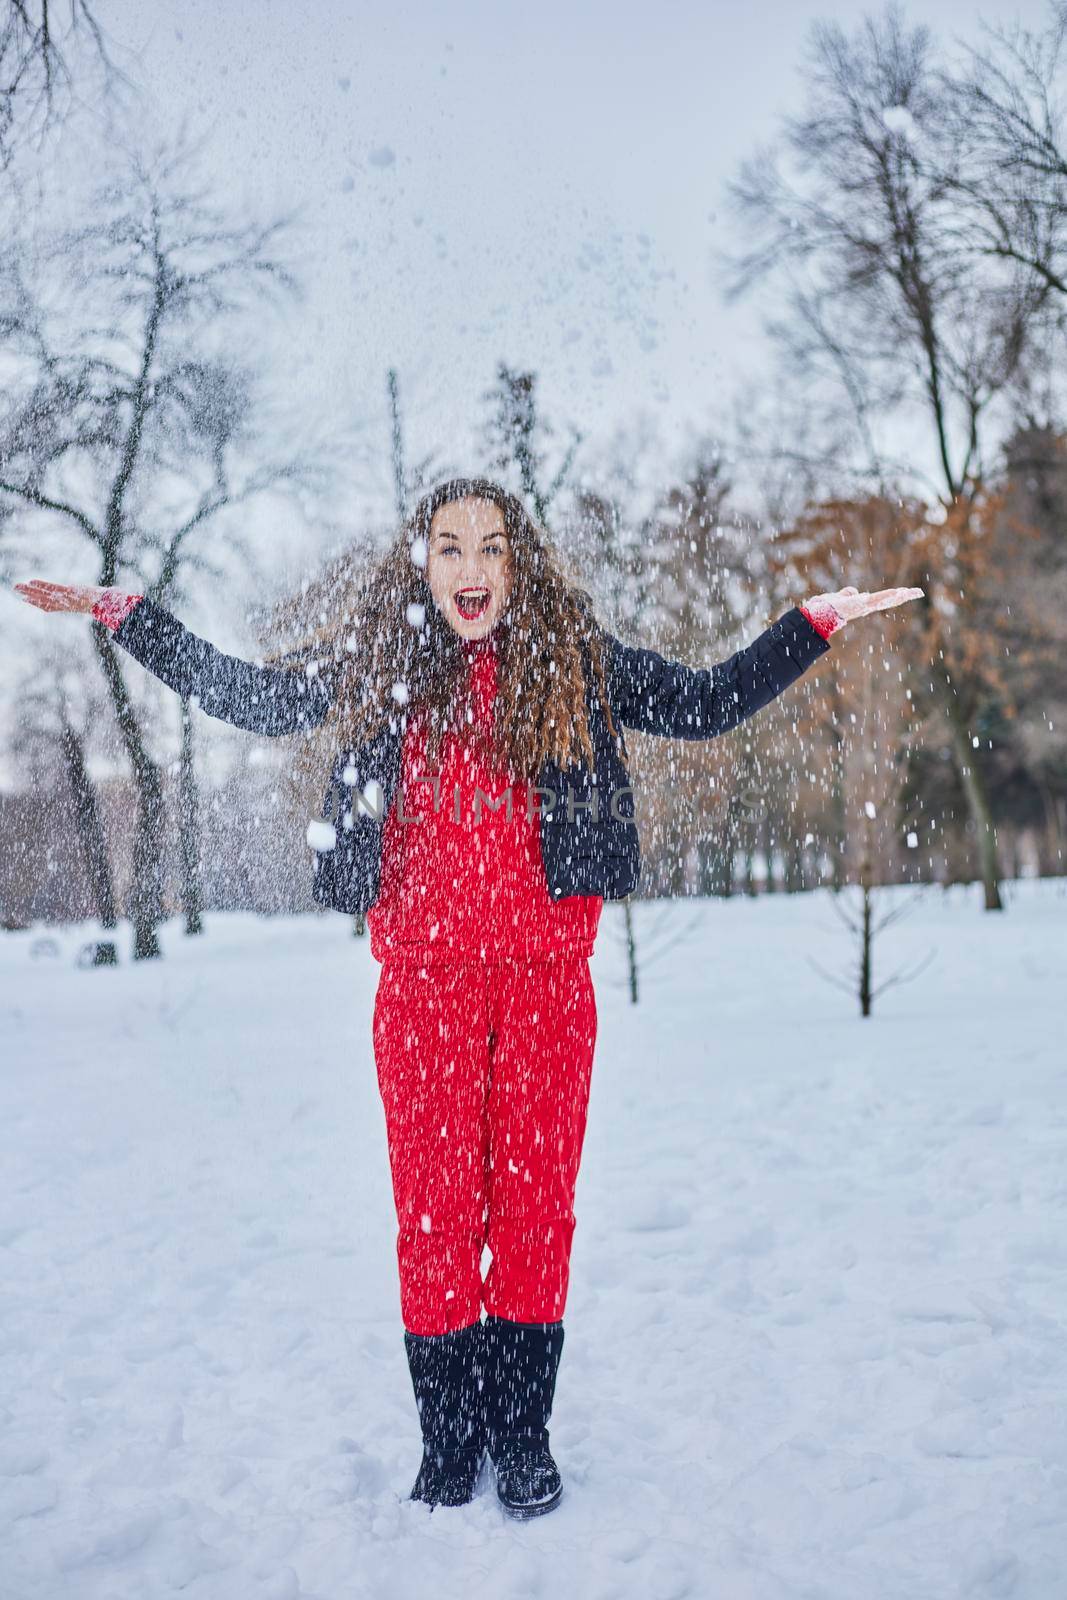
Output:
[13, 476, 922, 1518]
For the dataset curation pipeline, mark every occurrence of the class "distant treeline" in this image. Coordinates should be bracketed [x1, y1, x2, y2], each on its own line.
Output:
[4, 423, 1063, 929]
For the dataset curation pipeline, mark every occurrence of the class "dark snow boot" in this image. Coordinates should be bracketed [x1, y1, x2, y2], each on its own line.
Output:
[403, 1321, 486, 1508]
[482, 1314, 565, 1519]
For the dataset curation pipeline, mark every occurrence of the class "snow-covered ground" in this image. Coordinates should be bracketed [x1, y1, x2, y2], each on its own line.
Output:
[2, 879, 1065, 1600]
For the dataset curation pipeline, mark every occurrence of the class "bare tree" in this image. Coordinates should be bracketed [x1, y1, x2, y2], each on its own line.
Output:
[483, 362, 581, 526]
[0, 133, 327, 958]
[0, 1, 118, 168]
[802, 567, 935, 1016]
[722, 3, 1060, 912]
[176, 696, 201, 937]
[603, 897, 706, 1006]
[810, 565, 934, 1017]
[811, 881, 935, 1018]
[385, 365, 441, 524]
[10, 643, 118, 958]
[387, 367, 406, 523]
[942, 5, 1067, 311]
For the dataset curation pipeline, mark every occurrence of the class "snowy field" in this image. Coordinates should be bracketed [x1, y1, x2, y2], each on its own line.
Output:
[2, 879, 1066, 1600]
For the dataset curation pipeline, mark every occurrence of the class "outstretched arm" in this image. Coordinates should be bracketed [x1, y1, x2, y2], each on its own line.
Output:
[606, 585, 922, 740]
[12, 580, 336, 737]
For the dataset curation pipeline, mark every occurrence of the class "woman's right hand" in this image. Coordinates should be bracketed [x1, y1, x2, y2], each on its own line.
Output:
[13, 580, 111, 614]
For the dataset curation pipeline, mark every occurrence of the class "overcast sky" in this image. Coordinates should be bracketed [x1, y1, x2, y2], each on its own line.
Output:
[91, 0, 1056, 513]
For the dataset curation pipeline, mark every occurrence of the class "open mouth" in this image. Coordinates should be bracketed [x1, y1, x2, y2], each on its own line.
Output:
[454, 586, 490, 621]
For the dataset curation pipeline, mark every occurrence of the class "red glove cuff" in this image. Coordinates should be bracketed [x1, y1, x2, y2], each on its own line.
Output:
[798, 599, 844, 640]
[92, 590, 144, 631]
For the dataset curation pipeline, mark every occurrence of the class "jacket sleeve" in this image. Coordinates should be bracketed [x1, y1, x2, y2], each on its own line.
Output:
[109, 595, 336, 736]
[605, 605, 832, 740]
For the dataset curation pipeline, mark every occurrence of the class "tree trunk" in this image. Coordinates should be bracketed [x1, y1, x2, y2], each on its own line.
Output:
[829, 676, 847, 894]
[59, 720, 118, 963]
[623, 898, 639, 1005]
[711, 842, 732, 898]
[784, 834, 804, 893]
[760, 813, 778, 894]
[860, 880, 872, 1018]
[944, 818, 973, 888]
[1039, 781, 1065, 878]
[1002, 825, 1020, 885]
[701, 836, 731, 899]
[91, 622, 165, 960]
[178, 697, 203, 936]
[742, 834, 757, 897]
[939, 682, 1003, 910]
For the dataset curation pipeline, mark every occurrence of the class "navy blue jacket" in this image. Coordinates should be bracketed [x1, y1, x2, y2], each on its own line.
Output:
[112, 598, 831, 914]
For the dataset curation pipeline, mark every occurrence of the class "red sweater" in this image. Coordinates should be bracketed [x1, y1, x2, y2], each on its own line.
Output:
[366, 635, 603, 963]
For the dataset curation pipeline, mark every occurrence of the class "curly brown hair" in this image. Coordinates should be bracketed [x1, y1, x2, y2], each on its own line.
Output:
[288, 477, 623, 783]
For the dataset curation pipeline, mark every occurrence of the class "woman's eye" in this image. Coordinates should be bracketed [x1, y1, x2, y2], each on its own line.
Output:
[483, 542, 504, 555]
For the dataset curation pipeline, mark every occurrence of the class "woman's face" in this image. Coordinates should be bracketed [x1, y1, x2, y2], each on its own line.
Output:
[426, 495, 513, 640]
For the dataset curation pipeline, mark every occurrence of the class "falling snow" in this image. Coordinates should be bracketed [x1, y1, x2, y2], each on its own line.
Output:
[306, 820, 337, 852]
[0, 6, 1064, 1595]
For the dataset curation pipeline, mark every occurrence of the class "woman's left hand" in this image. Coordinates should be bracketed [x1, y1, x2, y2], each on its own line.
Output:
[804, 585, 925, 626]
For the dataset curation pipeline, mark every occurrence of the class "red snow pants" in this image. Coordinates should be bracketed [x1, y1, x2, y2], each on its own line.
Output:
[372, 952, 598, 1337]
